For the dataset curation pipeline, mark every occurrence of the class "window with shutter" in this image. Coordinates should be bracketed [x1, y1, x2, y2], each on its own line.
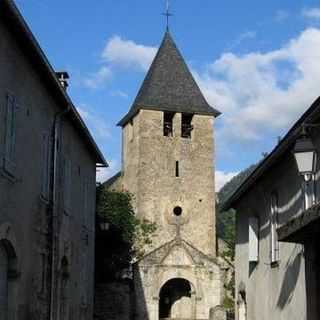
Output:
[4, 93, 17, 175]
[249, 216, 259, 262]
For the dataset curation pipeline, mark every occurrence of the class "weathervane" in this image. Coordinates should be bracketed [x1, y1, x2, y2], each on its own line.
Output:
[162, 0, 173, 30]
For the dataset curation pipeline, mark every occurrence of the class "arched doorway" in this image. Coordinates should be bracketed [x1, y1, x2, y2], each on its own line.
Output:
[159, 278, 195, 319]
[0, 242, 8, 320]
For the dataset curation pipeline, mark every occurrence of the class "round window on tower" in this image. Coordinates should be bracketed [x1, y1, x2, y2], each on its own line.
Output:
[173, 206, 182, 217]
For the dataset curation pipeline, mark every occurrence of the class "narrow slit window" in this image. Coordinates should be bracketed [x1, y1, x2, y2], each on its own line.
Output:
[175, 161, 179, 177]
[163, 112, 174, 137]
[181, 113, 194, 138]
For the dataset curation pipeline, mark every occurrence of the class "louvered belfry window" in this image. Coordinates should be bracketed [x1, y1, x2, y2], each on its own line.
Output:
[163, 112, 174, 137]
[181, 113, 193, 139]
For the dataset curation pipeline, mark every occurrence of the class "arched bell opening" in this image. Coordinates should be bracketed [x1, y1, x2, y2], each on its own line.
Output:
[159, 278, 196, 319]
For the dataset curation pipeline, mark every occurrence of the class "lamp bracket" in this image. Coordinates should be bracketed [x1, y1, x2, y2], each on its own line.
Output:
[302, 123, 320, 132]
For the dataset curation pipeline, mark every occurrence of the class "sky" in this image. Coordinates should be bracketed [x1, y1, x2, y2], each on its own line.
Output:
[14, 0, 320, 190]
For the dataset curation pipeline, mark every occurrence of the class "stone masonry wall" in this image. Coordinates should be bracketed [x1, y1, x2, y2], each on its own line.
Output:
[121, 109, 216, 257]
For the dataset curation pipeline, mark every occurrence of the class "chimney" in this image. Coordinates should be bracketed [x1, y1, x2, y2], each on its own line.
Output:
[55, 71, 69, 90]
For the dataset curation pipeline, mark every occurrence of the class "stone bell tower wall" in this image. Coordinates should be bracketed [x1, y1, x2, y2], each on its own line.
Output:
[121, 109, 216, 257]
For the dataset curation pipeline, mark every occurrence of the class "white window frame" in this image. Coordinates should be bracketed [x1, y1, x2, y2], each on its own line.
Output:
[270, 193, 280, 264]
[4, 93, 17, 175]
[249, 216, 259, 262]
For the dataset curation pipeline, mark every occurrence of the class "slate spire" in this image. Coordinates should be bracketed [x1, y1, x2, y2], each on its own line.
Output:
[118, 31, 220, 126]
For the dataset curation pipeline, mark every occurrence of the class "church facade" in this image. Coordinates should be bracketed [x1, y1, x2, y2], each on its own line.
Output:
[108, 31, 225, 320]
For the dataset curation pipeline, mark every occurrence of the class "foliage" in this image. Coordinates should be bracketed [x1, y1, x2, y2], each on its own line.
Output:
[95, 186, 156, 282]
[223, 295, 235, 310]
[216, 165, 257, 311]
[218, 164, 257, 205]
[216, 164, 257, 260]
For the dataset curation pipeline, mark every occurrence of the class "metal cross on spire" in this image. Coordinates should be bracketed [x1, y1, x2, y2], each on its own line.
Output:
[162, 0, 173, 31]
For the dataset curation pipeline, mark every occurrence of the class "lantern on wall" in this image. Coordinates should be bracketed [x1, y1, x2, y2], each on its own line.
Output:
[293, 127, 317, 178]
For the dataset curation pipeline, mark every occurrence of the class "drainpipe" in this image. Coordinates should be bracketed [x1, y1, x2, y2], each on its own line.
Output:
[49, 105, 70, 320]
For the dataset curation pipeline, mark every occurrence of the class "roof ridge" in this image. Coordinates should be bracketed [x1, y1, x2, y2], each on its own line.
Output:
[118, 31, 220, 126]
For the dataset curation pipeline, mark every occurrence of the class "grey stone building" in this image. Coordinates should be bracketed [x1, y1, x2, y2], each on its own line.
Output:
[0, 1, 107, 319]
[107, 31, 226, 320]
[223, 96, 320, 319]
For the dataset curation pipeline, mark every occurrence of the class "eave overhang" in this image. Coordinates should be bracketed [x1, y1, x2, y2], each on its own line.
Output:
[221, 95, 320, 212]
[1, 0, 107, 167]
[278, 203, 320, 243]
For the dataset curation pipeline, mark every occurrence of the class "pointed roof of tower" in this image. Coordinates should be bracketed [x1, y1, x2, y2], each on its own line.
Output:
[118, 31, 221, 126]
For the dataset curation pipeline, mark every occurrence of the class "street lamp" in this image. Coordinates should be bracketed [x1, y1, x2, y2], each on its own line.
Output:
[293, 127, 317, 180]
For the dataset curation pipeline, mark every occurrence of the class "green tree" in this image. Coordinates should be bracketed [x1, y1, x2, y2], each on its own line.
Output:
[95, 186, 156, 282]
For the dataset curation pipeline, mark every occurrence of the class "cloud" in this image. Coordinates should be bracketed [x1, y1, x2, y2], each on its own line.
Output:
[110, 90, 129, 99]
[302, 8, 320, 19]
[227, 31, 256, 50]
[77, 105, 111, 139]
[76, 35, 156, 89]
[96, 159, 120, 183]
[195, 28, 320, 144]
[215, 171, 238, 192]
[102, 35, 157, 71]
[82, 66, 112, 89]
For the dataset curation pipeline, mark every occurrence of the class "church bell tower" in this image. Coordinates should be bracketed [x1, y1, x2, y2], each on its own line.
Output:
[116, 31, 223, 320]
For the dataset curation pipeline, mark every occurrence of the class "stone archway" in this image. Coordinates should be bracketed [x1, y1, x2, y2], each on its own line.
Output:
[159, 278, 196, 319]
